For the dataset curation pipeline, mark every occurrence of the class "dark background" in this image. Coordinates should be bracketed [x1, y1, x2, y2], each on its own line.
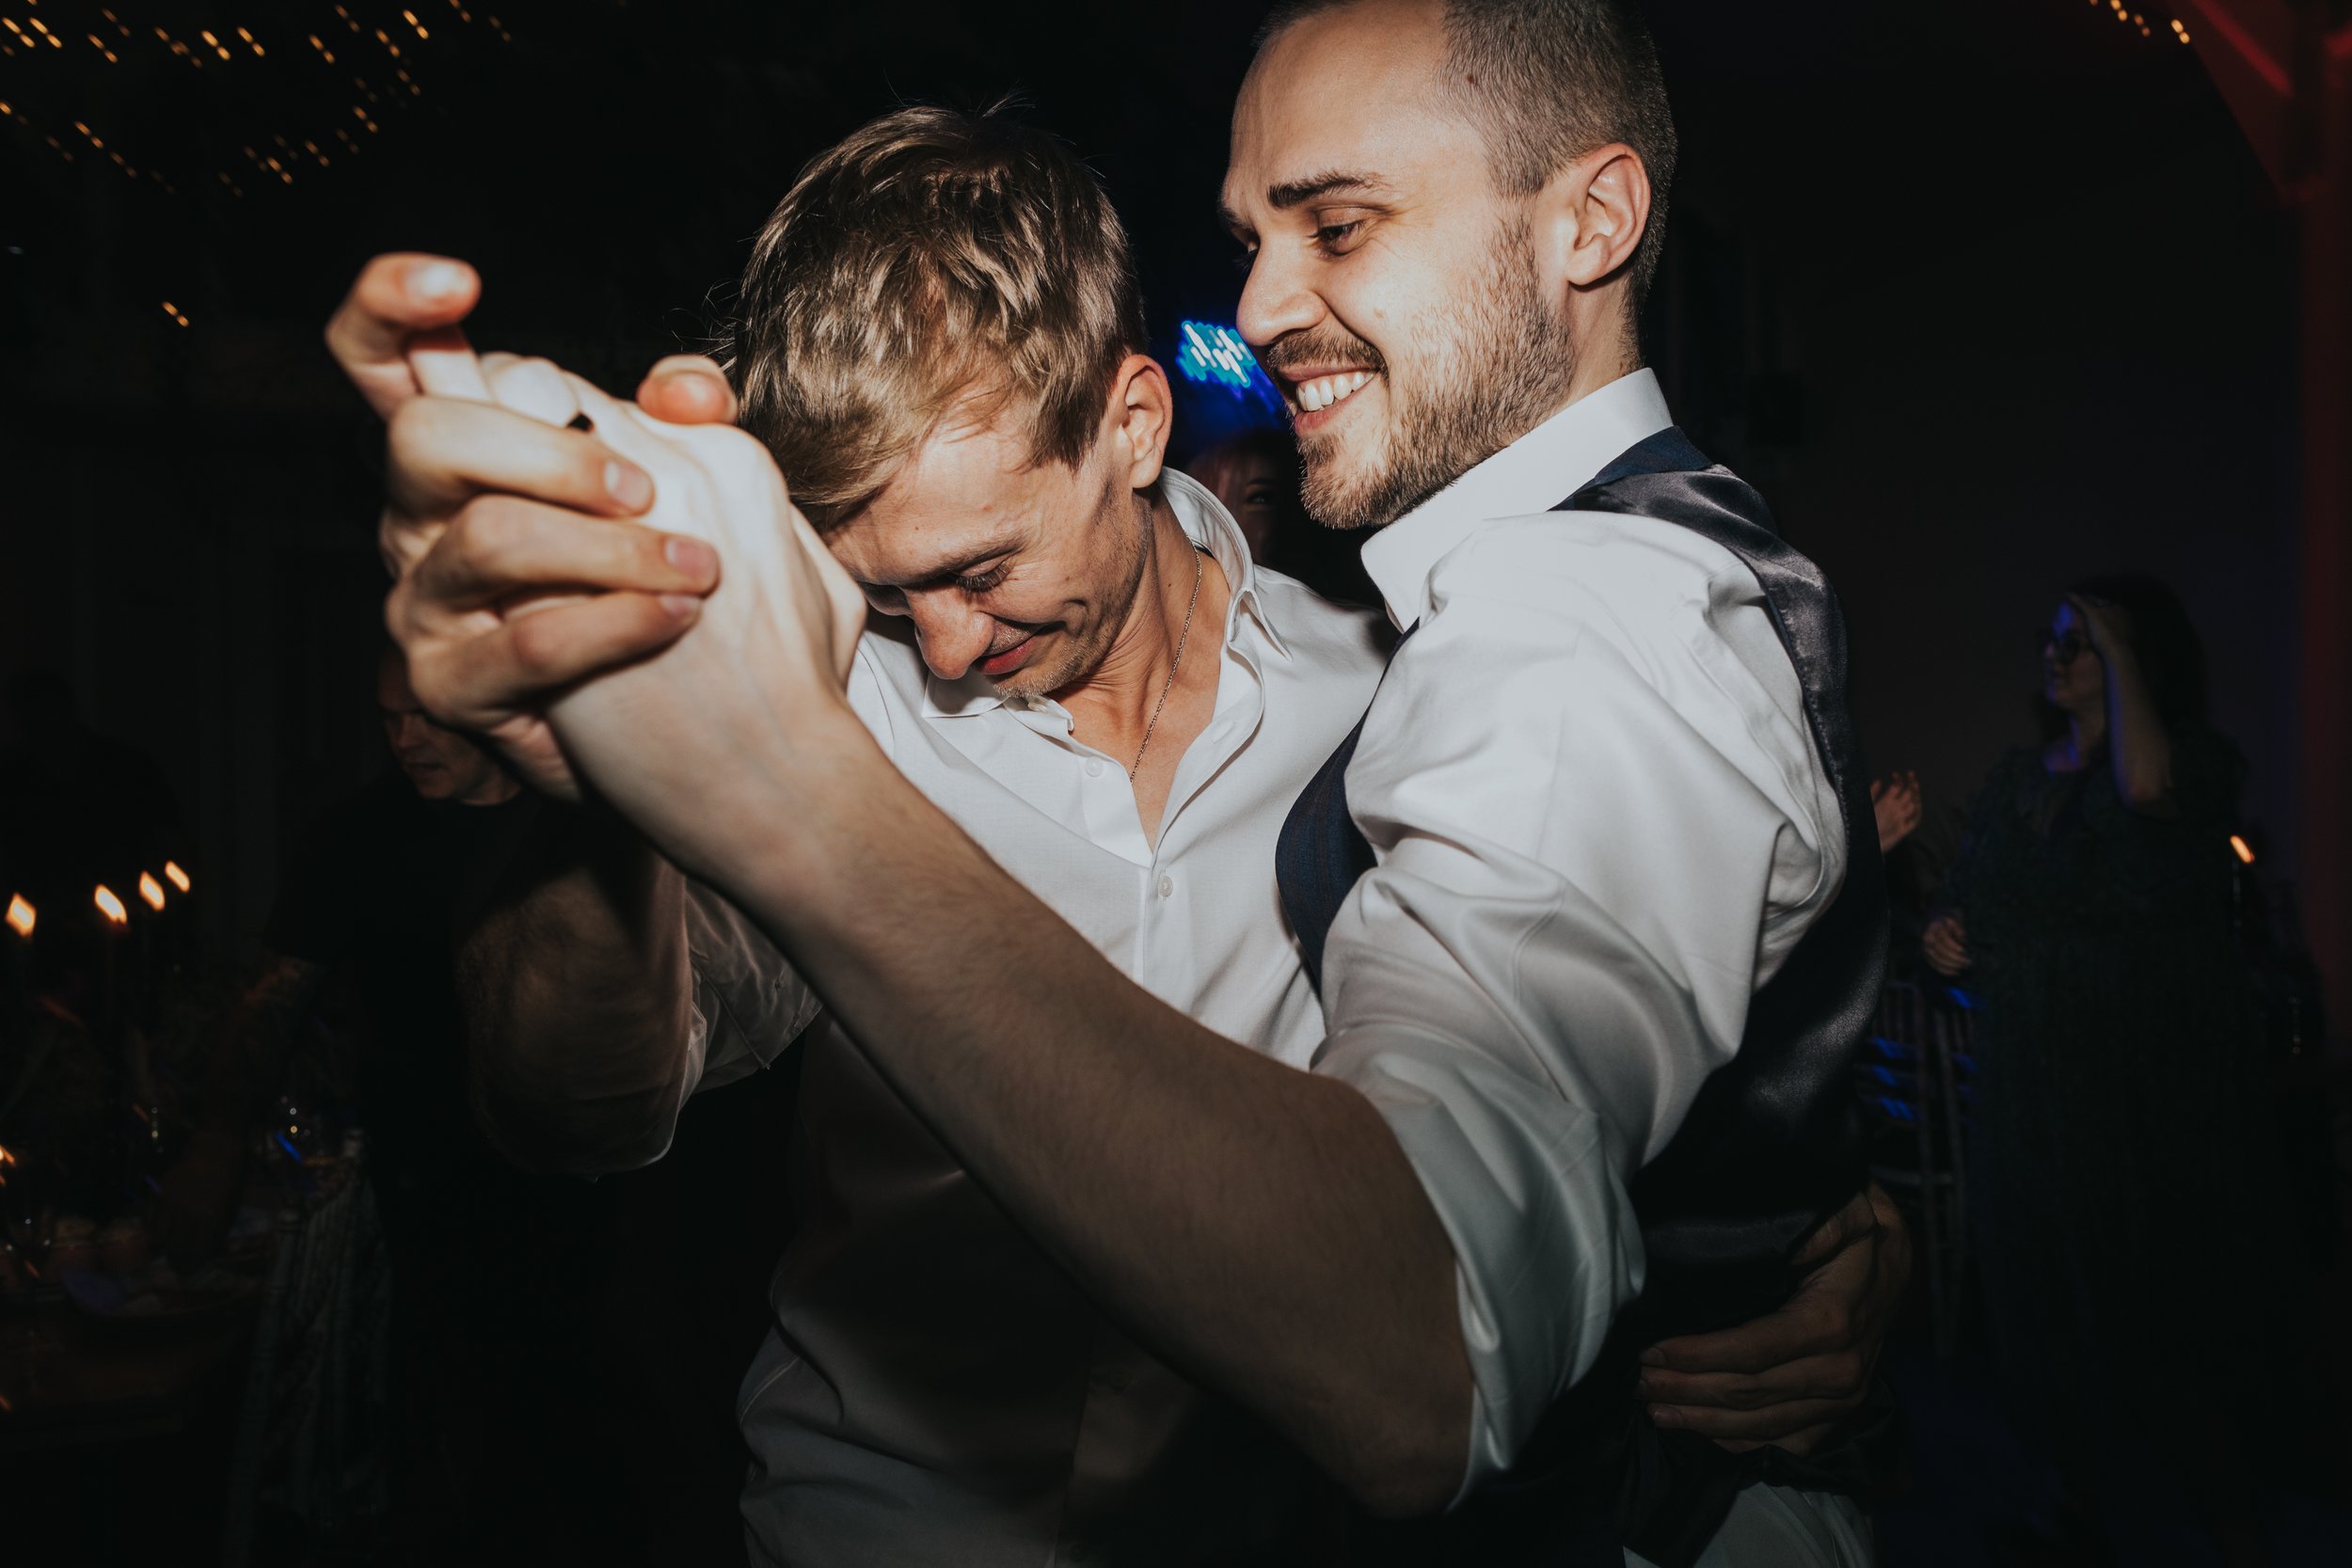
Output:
[0, 0, 2296, 948]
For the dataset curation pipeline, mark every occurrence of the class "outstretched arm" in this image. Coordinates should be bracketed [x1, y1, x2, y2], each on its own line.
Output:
[686, 706, 1477, 1516]
[323, 259, 739, 1174]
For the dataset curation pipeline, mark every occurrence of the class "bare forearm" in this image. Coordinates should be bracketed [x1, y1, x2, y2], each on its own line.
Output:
[2102, 647, 2174, 809]
[459, 800, 697, 1174]
[719, 714, 1471, 1513]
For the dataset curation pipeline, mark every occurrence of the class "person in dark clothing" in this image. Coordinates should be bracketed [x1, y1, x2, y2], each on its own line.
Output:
[155, 650, 641, 1564]
[1924, 575, 2305, 1565]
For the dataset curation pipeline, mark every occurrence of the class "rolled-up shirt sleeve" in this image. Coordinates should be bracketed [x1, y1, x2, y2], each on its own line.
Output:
[1311, 515, 1843, 1494]
[681, 880, 824, 1094]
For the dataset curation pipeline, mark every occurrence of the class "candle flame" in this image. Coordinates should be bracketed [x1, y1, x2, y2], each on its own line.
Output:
[95, 884, 129, 926]
[138, 871, 166, 911]
[5, 894, 31, 938]
[2230, 834, 2255, 865]
[164, 861, 192, 894]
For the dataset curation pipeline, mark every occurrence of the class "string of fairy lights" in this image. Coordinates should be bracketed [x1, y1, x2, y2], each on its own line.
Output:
[0, 1, 516, 328]
[2, 9, 508, 198]
[2087, 0, 2197, 46]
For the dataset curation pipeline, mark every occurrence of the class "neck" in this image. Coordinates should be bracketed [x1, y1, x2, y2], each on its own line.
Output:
[1556, 293, 1642, 416]
[1057, 499, 1225, 750]
[2067, 705, 2108, 759]
[1487, 331, 1644, 479]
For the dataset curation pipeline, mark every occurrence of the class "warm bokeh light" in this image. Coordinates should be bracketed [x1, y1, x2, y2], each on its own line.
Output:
[164, 861, 192, 894]
[138, 871, 167, 911]
[5, 894, 33, 939]
[94, 884, 129, 926]
[2231, 834, 2256, 865]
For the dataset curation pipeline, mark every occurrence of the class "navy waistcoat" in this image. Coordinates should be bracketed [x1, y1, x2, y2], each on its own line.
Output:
[1275, 428, 1888, 1566]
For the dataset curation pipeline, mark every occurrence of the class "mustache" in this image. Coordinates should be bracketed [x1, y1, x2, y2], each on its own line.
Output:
[1253, 330, 1389, 382]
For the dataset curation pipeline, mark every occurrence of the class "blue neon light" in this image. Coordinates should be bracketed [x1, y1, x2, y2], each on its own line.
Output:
[1175, 321, 1285, 414]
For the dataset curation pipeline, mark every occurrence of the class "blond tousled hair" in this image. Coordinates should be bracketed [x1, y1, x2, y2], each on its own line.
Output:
[724, 103, 1149, 530]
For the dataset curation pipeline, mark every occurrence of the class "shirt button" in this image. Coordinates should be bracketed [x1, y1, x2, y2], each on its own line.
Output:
[1157, 875, 1175, 899]
[1085, 758, 1105, 778]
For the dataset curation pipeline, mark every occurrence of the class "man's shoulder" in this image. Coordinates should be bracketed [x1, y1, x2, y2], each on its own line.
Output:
[1245, 566, 1394, 684]
[1421, 506, 1763, 656]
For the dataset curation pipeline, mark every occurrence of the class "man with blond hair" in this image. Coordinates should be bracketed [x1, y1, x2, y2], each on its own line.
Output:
[332, 83, 1899, 1568]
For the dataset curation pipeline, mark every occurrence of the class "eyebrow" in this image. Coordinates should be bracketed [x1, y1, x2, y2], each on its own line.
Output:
[1218, 169, 1395, 230]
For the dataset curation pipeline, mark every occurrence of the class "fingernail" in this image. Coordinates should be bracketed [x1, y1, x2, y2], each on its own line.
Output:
[605, 460, 653, 510]
[664, 535, 716, 579]
[1649, 1406, 1682, 1429]
[411, 261, 467, 302]
[1635, 1374, 1657, 1397]
[1639, 1347, 1668, 1368]
[659, 594, 702, 620]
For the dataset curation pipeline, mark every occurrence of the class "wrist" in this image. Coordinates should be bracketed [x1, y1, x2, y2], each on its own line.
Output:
[702, 700, 898, 913]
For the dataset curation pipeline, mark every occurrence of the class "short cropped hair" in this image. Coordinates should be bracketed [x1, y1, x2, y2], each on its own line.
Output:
[1261, 0, 1678, 304]
[725, 103, 1149, 529]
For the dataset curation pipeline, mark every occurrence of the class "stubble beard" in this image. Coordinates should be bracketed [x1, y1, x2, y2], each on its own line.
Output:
[989, 495, 1156, 702]
[1295, 216, 1581, 531]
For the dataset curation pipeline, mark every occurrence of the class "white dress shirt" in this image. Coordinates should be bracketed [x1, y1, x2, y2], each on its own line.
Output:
[1316, 368, 1849, 1494]
[675, 469, 1391, 1566]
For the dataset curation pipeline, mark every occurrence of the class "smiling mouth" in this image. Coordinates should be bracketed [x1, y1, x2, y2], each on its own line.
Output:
[979, 635, 1039, 677]
[1281, 369, 1375, 415]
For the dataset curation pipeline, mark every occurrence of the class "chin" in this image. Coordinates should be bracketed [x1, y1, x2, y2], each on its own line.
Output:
[998, 636, 1096, 701]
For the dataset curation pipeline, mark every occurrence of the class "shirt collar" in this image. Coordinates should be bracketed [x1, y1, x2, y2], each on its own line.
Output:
[1359, 367, 1675, 629]
[921, 467, 1276, 721]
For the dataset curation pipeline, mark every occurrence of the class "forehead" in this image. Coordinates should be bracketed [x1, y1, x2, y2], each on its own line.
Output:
[831, 414, 1071, 578]
[1225, 1, 1468, 214]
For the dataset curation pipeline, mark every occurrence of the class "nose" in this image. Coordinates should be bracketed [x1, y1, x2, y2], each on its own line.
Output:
[903, 593, 1003, 682]
[1235, 244, 1323, 352]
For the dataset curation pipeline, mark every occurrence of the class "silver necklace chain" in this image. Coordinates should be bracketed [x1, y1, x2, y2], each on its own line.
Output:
[1130, 543, 1206, 783]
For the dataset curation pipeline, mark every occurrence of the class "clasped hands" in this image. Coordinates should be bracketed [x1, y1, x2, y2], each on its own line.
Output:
[331, 253, 867, 879]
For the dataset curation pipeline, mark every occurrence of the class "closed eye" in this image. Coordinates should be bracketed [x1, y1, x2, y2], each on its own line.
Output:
[954, 566, 1009, 594]
[1312, 220, 1364, 256]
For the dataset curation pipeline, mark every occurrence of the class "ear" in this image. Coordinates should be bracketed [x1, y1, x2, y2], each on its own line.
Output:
[1532, 142, 1653, 295]
[1107, 354, 1173, 492]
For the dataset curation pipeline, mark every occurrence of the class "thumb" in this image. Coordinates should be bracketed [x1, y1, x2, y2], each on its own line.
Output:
[638, 356, 739, 426]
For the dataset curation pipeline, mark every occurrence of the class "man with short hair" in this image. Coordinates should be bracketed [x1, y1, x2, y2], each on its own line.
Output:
[336, 25, 1897, 1561]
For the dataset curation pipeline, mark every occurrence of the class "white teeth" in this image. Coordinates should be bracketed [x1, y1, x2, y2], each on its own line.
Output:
[1295, 372, 1372, 414]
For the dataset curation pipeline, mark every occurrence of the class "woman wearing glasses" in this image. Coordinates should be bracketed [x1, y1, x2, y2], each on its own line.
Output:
[1925, 575, 2302, 1565]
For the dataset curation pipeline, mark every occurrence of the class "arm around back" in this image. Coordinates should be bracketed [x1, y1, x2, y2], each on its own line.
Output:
[458, 798, 703, 1175]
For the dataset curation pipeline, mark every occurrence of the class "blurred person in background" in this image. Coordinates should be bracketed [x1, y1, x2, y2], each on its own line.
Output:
[1870, 771, 1921, 854]
[1924, 575, 2307, 1565]
[1189, 426, 1378, 607]
[153, 648, 649, 1564]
